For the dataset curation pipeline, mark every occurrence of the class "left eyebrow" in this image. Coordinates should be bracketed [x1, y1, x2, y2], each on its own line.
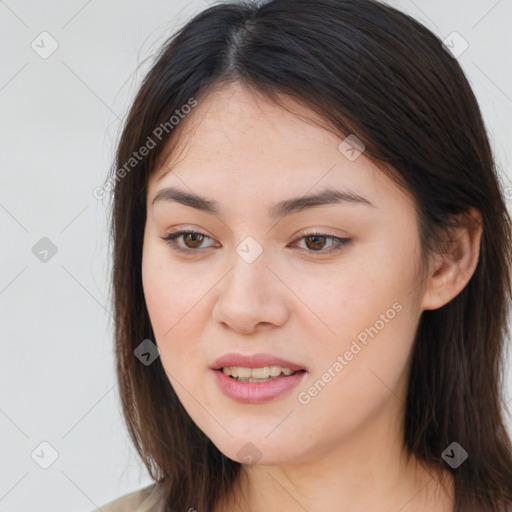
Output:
[151, 186, 376, 218]
[269, 188, 376, 217]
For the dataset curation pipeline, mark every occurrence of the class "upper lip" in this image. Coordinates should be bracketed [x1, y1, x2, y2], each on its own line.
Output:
[211, 353, 306, 372]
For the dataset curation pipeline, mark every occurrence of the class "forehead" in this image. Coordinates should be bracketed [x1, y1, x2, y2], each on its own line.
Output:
[148, 82, 412, 213]
[154, 82, 341, 178]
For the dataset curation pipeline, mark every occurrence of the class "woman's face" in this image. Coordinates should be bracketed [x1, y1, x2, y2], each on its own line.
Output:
[142, 82, 429, 466]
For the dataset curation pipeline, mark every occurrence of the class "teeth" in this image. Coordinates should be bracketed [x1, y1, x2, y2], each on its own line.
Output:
[222, 366, 297, 379]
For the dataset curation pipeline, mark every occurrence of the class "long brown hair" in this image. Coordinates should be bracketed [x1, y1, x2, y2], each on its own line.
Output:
[105, 0, 512, 510]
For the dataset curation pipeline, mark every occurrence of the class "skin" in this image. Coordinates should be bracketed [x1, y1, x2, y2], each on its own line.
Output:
[141, 81, 482, 512]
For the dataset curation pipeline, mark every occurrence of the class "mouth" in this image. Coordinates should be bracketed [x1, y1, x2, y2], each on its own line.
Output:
[210, 353, 308, 402]
[211, 355, 308, 403]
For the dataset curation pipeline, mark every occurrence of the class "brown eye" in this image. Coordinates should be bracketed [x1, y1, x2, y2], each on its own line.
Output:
[182, 232, 205, 249]
[304, 235, 328, 251]
[293, 231, 352, 254]
[160, 230, 216, 254]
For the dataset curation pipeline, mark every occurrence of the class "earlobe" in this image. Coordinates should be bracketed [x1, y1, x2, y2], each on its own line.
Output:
[420, 208, 483, 311]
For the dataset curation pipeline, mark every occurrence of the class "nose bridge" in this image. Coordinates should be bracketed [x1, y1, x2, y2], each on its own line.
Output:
[225, 238, 270, 300]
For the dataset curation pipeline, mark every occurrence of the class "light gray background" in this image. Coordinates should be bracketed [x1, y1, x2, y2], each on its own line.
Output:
[1, 1, 511, 510]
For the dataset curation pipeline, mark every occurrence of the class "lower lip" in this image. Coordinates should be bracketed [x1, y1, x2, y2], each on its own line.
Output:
[213, 369, 307, 404]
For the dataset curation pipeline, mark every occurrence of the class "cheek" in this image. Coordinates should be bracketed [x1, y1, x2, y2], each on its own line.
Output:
[284, 260, 399, 350]
[141, 242, 205, 362]
[142, 257, 208, 403]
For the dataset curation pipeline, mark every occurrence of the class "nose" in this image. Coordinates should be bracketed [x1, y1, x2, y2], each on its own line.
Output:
[212, 247, 290, 335]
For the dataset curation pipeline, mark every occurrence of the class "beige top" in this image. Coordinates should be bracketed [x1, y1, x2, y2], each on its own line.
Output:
[90, 483, 158, 512]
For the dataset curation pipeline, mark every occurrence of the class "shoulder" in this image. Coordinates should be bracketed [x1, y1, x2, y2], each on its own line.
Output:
[90, 483, 158, 512]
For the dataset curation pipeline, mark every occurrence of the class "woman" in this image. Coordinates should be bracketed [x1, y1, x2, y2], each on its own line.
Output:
[93, 0, 512, 510]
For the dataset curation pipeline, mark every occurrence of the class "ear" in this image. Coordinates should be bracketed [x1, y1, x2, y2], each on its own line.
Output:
[420, 207, 483, 311]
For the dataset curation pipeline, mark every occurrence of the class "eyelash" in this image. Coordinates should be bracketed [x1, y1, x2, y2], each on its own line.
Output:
[160, 229, 351, 255]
